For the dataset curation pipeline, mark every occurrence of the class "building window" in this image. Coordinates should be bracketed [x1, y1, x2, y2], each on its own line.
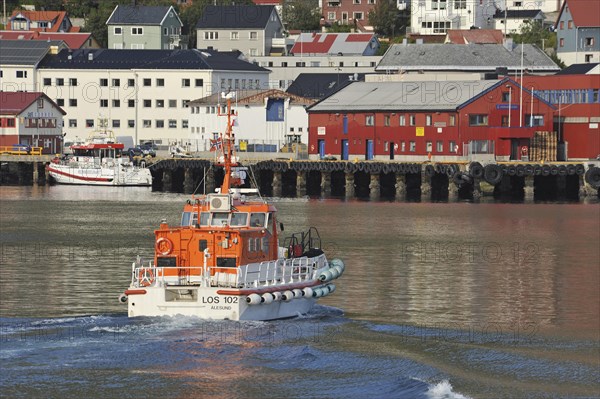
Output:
[384, 115, 390, 126]
[502, 91, 511, 102]
[526, 114, 544, 126]
[100, 99, 108, 107]
[86, 119, 94, 128]
[399, 115, 406, 126]
[353, 0, 360, 3]
[585, 37, 594, 46]
[143, 99, 151, 107]
[353, 12, 363, 20]
[204, 31, 219, 40]
[127, 78, 134, 87]
[431, 0, 447, 9]
[69, 78, 77, 86]
[143, 78, 151, 86]
[449, 115, 455, 126]
[112, 78, 120, 87]
[69, 119, 77, 128]
[585, 54, 593, 62]
[231, 32, 239, 40]
[182, 79, 190, 87]
[449, 140, 457, 153]
[182, 120, 189, 129]
[426, 141, 433, 152]
[426, 115, 432, 126]
[513, 1, 522, 5]
[128, 120, 135, 128]
[455, 0, 466, 9]
[56, 78, 64, 86]
[69, 99, 77, 107]
[168, 119, 177, 128]
[56, 99, 64, 106]
[128, 99, 135, 107]
[155, 99, 164, 108]
[469, 114, 488, 126]
[328, 12, 336, 19]
[112, 120, 120, 128]
[250, 31, 257, 40]
[156, 120, 164, 128]
[114, 27, 122, 35]
[143, 120, 151, 128]
[132, 27, 143, 35]
[163, 27, 168, 35]
[436, 141, 443, 152]
[112, 99, 120, 107]
[169, 99, 177, 108]
[156, 78, 164, 87]
[400, 141, 406, 152]
[43, 78, 51, 86]
[409, 115, 415, 126]
[559, 38, 564, 47]
[365, 115, 374, 126]
[568, 20, 572, 29]
[559, 21, 564, 30]
[182, 100, 189, 108]
[409, 141, 416, 152]
[100, 78, 108, 86]
[16, 70, 27, 78]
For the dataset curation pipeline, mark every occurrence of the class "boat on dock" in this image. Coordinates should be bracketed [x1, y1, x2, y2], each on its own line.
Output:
[119, 93, 344, 320]
[46, 123, 152, 186]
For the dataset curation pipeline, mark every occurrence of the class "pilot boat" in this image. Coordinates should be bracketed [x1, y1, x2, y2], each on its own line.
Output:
[47, 123, 152, 186]
[119, 93, 344, 320]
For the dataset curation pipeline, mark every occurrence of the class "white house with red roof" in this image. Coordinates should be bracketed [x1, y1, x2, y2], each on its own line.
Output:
[0, 92, 66, 153]
[7, 10, 78, 33]
[290, 33, 379, 56]
[555, 0, 600, 65]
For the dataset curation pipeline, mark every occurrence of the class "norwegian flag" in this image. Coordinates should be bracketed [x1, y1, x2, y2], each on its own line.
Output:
[210, 137, 223, 152]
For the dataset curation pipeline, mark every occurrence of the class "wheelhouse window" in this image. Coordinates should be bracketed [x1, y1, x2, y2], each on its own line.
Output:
[230, 212, 248, 227]
[211, 212, 229, 227]
[250, 213, 266, 227]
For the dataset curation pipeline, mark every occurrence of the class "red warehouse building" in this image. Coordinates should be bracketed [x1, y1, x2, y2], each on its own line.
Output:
[521, 67, 600, 160]
[307, 78, 556, 161]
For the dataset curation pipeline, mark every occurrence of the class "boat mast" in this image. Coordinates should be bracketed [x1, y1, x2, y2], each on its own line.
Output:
[218, 93, 238, 194]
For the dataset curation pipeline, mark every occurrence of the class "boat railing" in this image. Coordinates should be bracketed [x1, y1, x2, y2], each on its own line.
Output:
[131, 253, 328, 289]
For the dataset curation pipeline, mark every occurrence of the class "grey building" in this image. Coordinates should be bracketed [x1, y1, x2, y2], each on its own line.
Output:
[106, 5, 186, 50]
[555, 0, 599, 66]
[195, 5, 285, 56]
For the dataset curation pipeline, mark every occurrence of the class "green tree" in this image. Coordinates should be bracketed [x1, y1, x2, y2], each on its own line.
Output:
[513, 20, 556, 50]
[64, 0, 96, 18]
[282, 0, 320, 31]
[81, 0, 120, 48]
[26, 0, 64, 11]
[368, 0, 401, 37]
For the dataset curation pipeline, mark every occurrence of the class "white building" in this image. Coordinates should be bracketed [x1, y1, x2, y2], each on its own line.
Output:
[26, 48, 270, 145]
[409, 0, 498, 35]
[188, 89, 314, 153]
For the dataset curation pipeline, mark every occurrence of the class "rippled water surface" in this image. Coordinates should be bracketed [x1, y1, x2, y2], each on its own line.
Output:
[1, 185, 599, 398]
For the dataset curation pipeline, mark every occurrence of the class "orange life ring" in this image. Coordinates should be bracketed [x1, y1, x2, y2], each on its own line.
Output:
[521, 146, 528, 156]
[156, 237, 173, 255]
[139, 268, 155, 287]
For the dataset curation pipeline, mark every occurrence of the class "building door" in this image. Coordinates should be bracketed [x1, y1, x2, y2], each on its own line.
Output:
[390, 141, 395, 160]
[366, 140, 374, 160]
[341, 139, 349, 160]
[318, 139, 325, 159]
[510, 139, 519, 160]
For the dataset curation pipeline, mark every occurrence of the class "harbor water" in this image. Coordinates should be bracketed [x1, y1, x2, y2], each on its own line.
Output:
[0, 186, 599, 398]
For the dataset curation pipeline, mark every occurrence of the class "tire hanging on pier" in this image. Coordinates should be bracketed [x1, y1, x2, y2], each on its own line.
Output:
[469, 162, 484, 179]
[425, 164, 435, 177]
[483, 164, 503, 185]
[584, 167, 600, 189]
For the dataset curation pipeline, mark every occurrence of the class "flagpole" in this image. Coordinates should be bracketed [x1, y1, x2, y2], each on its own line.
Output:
[519, 42, 524, 127]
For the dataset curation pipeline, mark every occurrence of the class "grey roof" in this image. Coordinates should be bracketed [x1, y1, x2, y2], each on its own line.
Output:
[555, 62, 599, 75]
[106, 5, 179, 26]
[196, 5, 275, 29]
[286, 73, 365, 99]
[0, 39, 65, 66]
[308, 80, 501, 112]
[376, 43, 560, 73]
[37, 48, 269, 72]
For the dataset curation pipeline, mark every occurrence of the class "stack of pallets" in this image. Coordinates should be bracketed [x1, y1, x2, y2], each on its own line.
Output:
[529, 131, 557, 162]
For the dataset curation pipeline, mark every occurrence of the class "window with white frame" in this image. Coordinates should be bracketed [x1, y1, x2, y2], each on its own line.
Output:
[156, 120, 164, 128]
[168, 119, 177, 128]
[454, 0, 466, 9]
[143, 120, 151, 128]
[250, 31, 258, 40]
[69, 119, 77, 128]
[231, 32, 239, 40]
[114, 27, 122, 35]
[100, 99, 108, 107]
[128, 120, 135, 128]
[131, 27, 143, 35]
[365, 115, 374, 126]
[436, 141, 443, 152]
[328, 12, 336, 19]
[204, 31, 218, 40]
[353, 12, 363, 20]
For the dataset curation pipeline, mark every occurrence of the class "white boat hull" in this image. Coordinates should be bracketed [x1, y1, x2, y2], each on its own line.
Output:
[48, 164, 152, 186]
[126, 286, 317, 320]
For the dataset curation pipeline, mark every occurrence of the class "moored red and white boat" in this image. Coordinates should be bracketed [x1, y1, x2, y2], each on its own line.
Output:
[119, 93, 344, 320]
[47, 126, 152, 186]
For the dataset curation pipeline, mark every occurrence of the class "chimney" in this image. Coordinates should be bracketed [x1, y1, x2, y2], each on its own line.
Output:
[503, 37, 514, 51]
[88, 53, 93, 61]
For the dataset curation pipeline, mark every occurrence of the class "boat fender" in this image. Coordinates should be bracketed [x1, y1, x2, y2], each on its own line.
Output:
[246, 293, 262, 305]
[272, 291, 282, 302]
[313, 288, 323, 298]
[119, 293, 128, 303]
[292, 288, 303, 298]
[331, 258, 345, 271]
[282, 290, 294, 302]
[156, 237, 173, 256]
[332, 265, 344, 277]
[302, 287, 314, 298]
[327, 284, 336, 294]
[319, 270, 333, 282]
[261, 293, 274, 304]
[329, 267, 340, 279]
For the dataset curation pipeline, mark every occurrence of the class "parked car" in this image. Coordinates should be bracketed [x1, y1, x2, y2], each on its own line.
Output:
[139, 142, 157, 157]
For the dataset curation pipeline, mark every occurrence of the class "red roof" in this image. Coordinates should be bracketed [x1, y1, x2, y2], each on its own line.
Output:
[8, 10, 76, 32]
[346, 34, 372, 42]
[558, 0, 600, 27]
[0, 92, 66, 115]
[0, 30, 92, 48]
[291, 34, 337, 54]
[445, 29, 504, 44]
